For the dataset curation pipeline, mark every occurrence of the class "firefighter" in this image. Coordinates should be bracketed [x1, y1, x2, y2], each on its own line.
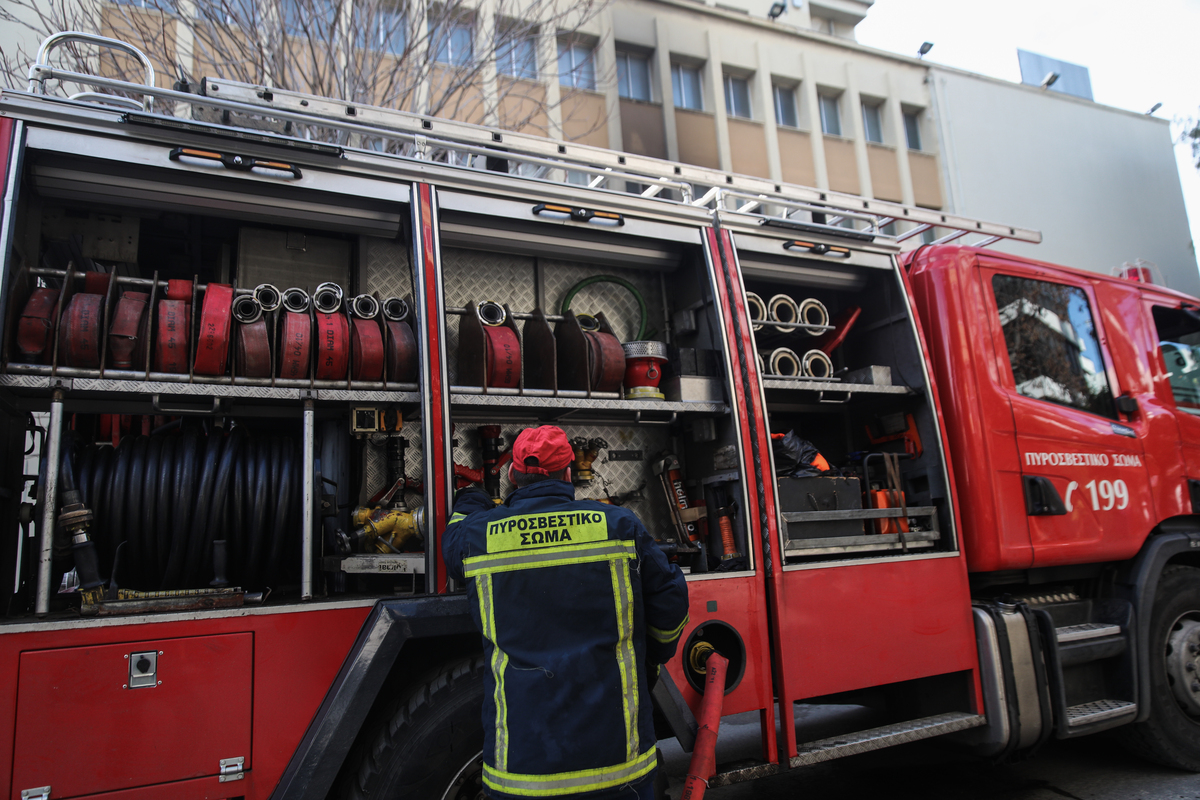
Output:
[443, 425, 690, 799]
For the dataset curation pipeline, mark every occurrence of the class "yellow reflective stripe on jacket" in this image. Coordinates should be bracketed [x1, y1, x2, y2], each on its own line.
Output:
[648, 614, 689, 644]
[482, 747, 657, 797]
[609, 558, 639, 760]
[448, 512, 468, 524]
[477, 573, 510, 771]
[463, 539, 636, 578]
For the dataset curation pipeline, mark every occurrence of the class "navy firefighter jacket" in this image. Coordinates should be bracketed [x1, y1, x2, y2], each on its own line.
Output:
[443, 480, 690, 799]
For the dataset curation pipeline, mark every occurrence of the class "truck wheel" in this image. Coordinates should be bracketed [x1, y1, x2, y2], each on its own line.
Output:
[341, 656, 486, 800]
[1118, 565, 1200, 771]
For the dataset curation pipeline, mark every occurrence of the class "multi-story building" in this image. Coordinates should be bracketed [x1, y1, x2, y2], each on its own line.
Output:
[2, 0, 1195, 291]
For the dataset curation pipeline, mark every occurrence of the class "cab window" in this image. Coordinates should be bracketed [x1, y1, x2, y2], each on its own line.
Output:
[991, 274, 1115, 418]
[1151, 305, 1200, 412]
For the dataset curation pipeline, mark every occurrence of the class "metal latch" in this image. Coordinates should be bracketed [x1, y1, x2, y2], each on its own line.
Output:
[21, 788, 50, 800]
[219, 757, 245, 782]
[127, 650, 158, 689]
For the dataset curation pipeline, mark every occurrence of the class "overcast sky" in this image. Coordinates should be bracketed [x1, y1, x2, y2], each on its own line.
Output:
[855, 0, 1200, 274]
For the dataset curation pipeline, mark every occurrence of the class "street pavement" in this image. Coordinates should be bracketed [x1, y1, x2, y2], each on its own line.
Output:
[659, 709, 1200, 800]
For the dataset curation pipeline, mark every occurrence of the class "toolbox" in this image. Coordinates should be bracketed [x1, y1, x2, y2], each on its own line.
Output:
[776, 476, 864, 539]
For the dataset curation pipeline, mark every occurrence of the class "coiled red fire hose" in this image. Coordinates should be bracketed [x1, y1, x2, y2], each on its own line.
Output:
[278, 312, 311, 379]
[107, 291, 149, 370]
[237, 319, 272, 378]
[586, 330, 625, 393]
[16, 287, 59, 363]
[60, 292, 105, 368]
[193, 283, 234, 376]
[681, 652, 730, 800]
[484, 325, 520, 388]
[386, 319, 418, 382]
[315, 312, 350, 380]
[352, 317, 384, 381]
[155, 279, 193, 374]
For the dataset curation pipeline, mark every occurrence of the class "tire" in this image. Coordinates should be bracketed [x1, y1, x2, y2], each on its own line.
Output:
[340, 656, 486, 800]
[1117, 565, 1200, 771]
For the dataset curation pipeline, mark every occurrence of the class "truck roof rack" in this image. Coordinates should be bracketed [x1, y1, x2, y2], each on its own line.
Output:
[22, 31, 1041, 250]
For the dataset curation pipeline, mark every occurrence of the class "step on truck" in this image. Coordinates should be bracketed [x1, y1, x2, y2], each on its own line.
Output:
[0, 31, 1198, 800]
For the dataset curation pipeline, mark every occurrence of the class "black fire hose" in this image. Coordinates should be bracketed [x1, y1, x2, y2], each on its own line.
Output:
[70, 426, 298, 591]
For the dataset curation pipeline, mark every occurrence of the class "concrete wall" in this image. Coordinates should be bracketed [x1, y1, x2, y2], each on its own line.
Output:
[930, 67, 1199, 296]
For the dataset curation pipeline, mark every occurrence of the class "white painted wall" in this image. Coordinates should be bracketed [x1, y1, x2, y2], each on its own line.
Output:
[930, 65, 1199, 296]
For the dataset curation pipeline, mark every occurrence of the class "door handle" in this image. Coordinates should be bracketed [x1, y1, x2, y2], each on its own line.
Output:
[1024, 476, 1068, 516]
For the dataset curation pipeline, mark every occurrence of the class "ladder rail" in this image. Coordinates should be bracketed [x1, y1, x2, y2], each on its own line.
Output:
[21, 32, 1042, 249]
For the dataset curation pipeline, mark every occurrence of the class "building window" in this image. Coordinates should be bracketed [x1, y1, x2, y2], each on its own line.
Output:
[773, 84, 798, 127]
[357, 2, 406, 54]
[992, 274, 1115, 418]
[862, 102, 883, 143]
[723, 74, 751, 119]
[497, 23, 537, 80]
[818, 93, 841, 136]
[1153, 306, 1200, 411]
[672, 63, 702, 110]
[904, 111, 922, 150]
[432, 15, 473, 66]
[616, 51, 651, 101]
[113, 0, 178, 10]
[558, 39, 595, 90]
[282, 0, 336, 38]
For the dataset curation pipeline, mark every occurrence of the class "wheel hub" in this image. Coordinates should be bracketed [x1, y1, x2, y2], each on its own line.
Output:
[441, 752, 484, 800]
[1166, 617, 1200, 715]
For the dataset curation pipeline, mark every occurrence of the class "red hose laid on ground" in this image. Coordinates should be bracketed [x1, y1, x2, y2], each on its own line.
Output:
[680, 652, 730, 800]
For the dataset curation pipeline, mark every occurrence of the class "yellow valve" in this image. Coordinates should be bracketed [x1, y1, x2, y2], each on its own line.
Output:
[688, 641, 717, 674]
[351, 506, 423, 553]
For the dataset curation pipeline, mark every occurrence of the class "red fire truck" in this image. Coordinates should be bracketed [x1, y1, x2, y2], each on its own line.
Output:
[1, 31, 1198, 800]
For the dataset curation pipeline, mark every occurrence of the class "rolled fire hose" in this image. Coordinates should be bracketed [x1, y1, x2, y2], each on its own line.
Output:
[797, 297, 830, 335]
[802, 349, 834, 379]
[16, 287, 59, 363]
[155, 279, 193, 375]
[681, 649, 730, 800]
[107, 291, 150, 370]
[233, 294, 271, 379]
[193, 283, 234, 376]
[745, 291, 767, 332]
[479, 301, 520, 389]
[73, 428, 299, 590]
[767, 293, 800, 334]
[351, 294, 384, 382]
[254, 283, 282, 313]
[383, 297, 418, 383]
[768, 347, 802, 378]
[313, 282, 343, 314]
[561, 275, 648, 341]
[315, 311, 350, 380]
[279, 311, 311, 380]
[578, 314, 625, 393]
[60, 292, 105, 368]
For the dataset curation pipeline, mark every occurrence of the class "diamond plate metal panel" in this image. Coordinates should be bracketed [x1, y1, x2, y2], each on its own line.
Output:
[442, 247, 537, 385]
[0, 375, 52, 389]
[789, 713, 984, 768]
[1065, 699, 1136, 726]
[447, 421, 674, 538]
[365, 237, 414, 299]
[541, 257, 665, 343]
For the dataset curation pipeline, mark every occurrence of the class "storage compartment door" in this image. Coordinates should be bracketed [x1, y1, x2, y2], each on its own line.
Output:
[12, 633, 253, 799]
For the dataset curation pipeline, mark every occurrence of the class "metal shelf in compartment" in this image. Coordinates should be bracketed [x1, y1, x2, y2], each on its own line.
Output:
[783, 505, 940, 557]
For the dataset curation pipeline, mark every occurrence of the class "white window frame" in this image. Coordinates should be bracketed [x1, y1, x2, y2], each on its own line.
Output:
[772, 83, 798, 128]
[497, 23, 537, 80]
[723, 74, 751, 119]
[616, 51, 652, 102]
[432, 14, 474, 66]
[356, 1, 406, 54]
[861, 102, 883, 144]
[818, 93, 841, 136]
[904, 110, 923, 151]
[558, 39, 596, 90]
[672, 63, 703, 111]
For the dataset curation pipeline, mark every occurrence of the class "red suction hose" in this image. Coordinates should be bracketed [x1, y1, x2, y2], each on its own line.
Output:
[681, 652, 729, 800]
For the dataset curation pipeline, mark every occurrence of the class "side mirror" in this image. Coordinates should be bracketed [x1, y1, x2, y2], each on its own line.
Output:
[1115, 395, 1138, 415]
